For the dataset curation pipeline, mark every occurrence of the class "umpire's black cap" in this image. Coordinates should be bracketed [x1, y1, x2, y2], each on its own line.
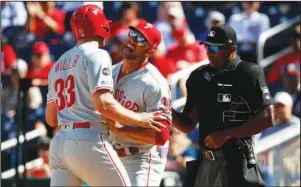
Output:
[200, 24, 237, 46]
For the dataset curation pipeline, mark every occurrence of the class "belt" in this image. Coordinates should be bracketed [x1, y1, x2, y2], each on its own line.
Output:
[116, 147, 139, 157]
[59, 122, 91, 130]
[201, 149, 225, 161]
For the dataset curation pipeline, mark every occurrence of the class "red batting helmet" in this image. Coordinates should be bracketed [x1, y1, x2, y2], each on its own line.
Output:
[70, 5, 111, 40]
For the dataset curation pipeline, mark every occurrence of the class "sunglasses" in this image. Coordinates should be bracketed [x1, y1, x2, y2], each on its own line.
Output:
[205, 45, 223, 53]
[128, 29, 150, 47]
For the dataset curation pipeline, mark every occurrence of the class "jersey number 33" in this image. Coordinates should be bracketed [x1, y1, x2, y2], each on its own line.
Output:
[54, 74, 76, 111]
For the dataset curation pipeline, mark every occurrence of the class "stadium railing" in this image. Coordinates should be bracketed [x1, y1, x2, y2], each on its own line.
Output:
[169, 59, 209, 101]
[257, 16, 300, 64]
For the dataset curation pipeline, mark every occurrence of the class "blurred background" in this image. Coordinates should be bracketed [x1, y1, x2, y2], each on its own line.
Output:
[1, 1, 300, 187]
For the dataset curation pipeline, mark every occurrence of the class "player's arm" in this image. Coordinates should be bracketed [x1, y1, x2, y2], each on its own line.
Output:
[172, 107, 198, 133]
[222, 66, 275, 138]
[108, 85, 172, 145]
[45, 68, 58, 127]
[92, 90, 165, 132]
[108, 120, 169, 146]
[45, 101, 58, 127]
[172, 73, 199, 133]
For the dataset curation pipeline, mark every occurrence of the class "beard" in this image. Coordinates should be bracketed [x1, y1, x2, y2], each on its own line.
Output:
[121, 44, 137, 60]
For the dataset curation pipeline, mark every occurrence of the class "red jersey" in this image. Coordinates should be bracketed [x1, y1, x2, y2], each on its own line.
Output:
[152, 56, 178, 78]
[1, 44, 17, 71]
[268, 51, 300, 84]
[166, 41, 207, 64]
[32, 8, 65, 39]
[26, 62, 54, 79]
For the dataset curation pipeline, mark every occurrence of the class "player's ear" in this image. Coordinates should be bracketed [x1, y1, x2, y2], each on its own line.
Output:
[146, 48, 155, 56]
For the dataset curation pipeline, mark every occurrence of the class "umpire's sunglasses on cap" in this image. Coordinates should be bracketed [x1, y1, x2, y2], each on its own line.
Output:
[128, 29, 150, 47]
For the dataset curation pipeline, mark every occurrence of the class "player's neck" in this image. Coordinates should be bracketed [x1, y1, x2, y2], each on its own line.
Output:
[76, 40, 99, 48]
[122, 59, 147, 75]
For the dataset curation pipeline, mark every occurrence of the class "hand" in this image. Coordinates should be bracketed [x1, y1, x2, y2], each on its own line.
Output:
[107, 119, 124, 133]
[26, 2, 37, 16]
[26, 2, 45, 18]
[136, 111, 167, 132]
[27, 2, 40, 16]
[204, 131, 231, 149]
[35, 4, 46, 19]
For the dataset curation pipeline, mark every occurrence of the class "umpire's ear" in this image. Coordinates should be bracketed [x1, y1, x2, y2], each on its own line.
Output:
[229, 45, 237, 53]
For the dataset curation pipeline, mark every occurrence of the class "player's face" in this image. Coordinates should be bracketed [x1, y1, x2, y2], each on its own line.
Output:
[121, 29, 152, 60]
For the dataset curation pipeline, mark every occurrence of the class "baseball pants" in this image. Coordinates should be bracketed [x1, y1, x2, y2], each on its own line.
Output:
[49, 125, 131, 186]
[120, 147, 168, 186]
[193, 156, 265, 187]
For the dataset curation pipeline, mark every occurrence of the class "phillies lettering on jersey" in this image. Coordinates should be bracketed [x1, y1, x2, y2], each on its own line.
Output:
[110, 61, 171, 148]
[47, 42, 114, 132]
[114, 89, 140, 112]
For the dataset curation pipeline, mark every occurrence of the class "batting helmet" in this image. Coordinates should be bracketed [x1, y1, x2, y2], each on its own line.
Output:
[70, 5, 111, 40]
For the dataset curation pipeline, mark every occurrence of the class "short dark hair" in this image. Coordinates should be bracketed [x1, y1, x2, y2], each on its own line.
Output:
[120, 2, 140, 17]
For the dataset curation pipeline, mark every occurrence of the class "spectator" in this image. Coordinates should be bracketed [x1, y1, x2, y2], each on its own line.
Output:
[26, 86, 47, 132]
[260, 91, 300, 139]
[154, 2, 187, 51]
[150, 43, 178, 80]
[26, 41, 54, 104]
[26, 136, 51, 179]
[229, 2, 270, 62]
[111, 2, 146, 40]
[1, 58, 28, 171]
[26, 2, 65, 40]
[1, 2, 28, 31]
[167, 28, 207, 70]
[26, 86, 48, 161]
[197, 11, 225, 42]
[166, 28, 208, 97]
[26, 41, 54, 84]
[1, 36, 17, 74]
[282, 63, 300, 117]
[109, 2, 146, 64]
[2, 59, 28, 112]
[268, 24, 300, 93]
[59, 2, 103, 32]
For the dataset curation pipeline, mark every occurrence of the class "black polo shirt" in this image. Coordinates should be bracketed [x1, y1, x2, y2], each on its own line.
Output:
[184, 56, 273, 150]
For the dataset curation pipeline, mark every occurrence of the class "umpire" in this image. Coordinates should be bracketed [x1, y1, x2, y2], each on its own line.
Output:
[172, 24, 275, 187]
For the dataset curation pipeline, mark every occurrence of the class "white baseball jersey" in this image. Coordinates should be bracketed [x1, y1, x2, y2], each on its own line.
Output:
[110, 61, 171, 148]
[47, 42, 131, 186]
[47, 42, 113, 132]
[110, 61, 170, 186]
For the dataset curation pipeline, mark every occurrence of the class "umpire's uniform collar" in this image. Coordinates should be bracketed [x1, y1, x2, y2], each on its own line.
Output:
[208, 55, 241, 74]
[220, 55, 241, 72]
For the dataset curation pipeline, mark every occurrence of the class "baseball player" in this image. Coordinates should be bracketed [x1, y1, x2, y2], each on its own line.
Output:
[45, 5, 167, 186]
[108, 22, 171, 186]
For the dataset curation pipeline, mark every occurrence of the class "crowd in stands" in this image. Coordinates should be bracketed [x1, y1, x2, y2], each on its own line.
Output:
[1, 1, 300, 186]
